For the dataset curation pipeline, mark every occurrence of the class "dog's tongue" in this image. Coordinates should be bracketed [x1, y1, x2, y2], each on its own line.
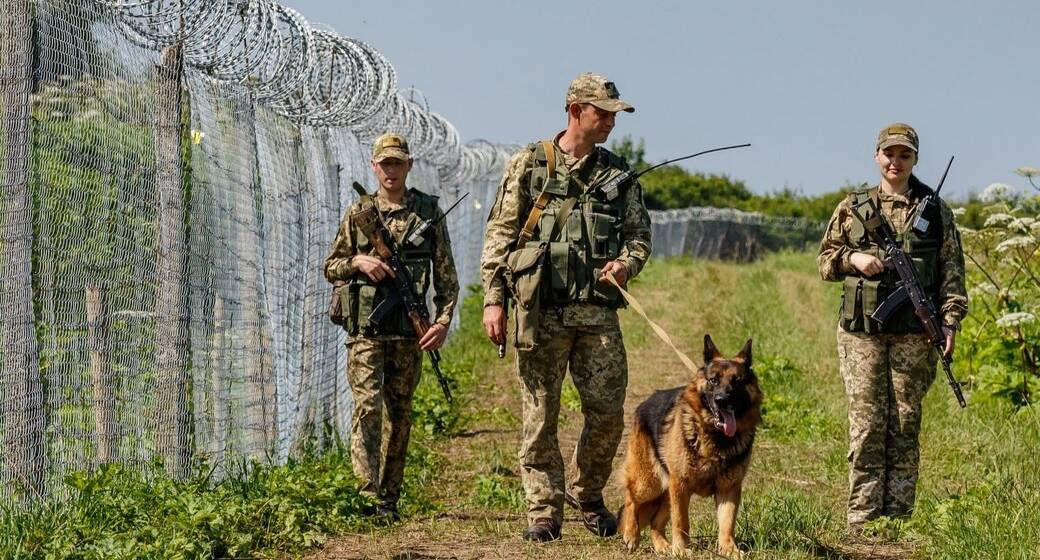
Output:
[721, 410, 737, 437]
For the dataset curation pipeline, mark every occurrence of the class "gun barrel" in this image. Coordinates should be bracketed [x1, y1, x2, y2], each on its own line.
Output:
[429, 353, 453, 403]
[939, 354, 967, 408]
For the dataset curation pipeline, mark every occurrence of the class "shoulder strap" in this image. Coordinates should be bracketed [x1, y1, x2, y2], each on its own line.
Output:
[548, 196, 578, 242]
[518, 140, 558, 246]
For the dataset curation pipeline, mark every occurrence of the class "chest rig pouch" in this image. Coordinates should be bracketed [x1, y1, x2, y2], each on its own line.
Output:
[522, 142, 629, 308]
[840, 184, 943, 334]
[342, 191, 437, 337]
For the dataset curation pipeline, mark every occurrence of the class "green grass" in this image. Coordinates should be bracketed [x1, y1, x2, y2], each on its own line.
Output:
[7, 252, 1040, 559]
[0, 450, 369, 559]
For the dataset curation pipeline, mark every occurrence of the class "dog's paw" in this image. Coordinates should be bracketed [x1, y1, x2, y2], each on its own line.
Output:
[622, 534, 638, 553]
[717, 540, 744, 558]
[670, 542, 691, 558]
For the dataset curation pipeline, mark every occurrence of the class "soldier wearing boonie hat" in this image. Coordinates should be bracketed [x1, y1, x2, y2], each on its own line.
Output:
[324, 131, 459, 523]
[817, 123, 967, 534]
[479, 73, 651, 542]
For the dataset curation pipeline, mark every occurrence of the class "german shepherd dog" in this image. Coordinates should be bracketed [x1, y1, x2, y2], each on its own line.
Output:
[619, 335, 762, 557]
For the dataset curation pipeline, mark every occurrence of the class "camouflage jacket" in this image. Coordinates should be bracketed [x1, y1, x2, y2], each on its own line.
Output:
[480, 135, 652, 324]
[816, 184, 968, 329]
[324, 188, 459, 334]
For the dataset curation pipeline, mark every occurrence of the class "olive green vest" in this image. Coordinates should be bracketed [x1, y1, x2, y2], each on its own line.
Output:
[525, 142, 629, 308]
[840, 180, 944, 334]
[341, 189, 438, 337]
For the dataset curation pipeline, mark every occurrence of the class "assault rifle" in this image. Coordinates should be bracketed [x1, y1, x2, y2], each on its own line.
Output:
[352, 182, 457, 403]
[848, 162, 966, 408]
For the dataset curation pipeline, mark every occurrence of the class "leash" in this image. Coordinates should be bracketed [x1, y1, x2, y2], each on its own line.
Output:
[605, 274, 699, 375]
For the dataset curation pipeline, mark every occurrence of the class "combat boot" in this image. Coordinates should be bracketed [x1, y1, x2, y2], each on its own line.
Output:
[375, 502, 400, 525]
[565, 492, 617, 537]
[522, 518, 561, 542]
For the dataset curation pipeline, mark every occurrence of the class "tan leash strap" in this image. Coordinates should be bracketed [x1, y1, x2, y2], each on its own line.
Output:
[605, 274, 699, 374]
[518, 140, 557, 245]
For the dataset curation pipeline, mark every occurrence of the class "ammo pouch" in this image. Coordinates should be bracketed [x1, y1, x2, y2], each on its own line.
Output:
[338, 259, 430, 338]
[328, 280, 348, 326]
[841, 264, 935, 335]
[506, 243, 548, 350]
[841, 276, 882, 334]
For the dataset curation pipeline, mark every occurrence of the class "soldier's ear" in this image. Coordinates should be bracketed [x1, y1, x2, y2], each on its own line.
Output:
[703, 334, 721, 365]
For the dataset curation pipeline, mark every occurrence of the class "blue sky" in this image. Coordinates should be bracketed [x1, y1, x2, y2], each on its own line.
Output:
[282, 0, 1039, 198]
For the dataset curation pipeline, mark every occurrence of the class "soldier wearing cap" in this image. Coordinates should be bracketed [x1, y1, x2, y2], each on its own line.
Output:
[324, 132, 459, 522]
[817, 123, 967, 532]
[479, 73, 652, 541]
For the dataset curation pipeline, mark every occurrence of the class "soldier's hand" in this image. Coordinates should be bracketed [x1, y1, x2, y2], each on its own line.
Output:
[599, 261, 629, 286]
[420, 323, 448, 351]
[850, 252, 885, 277]
[942, 326, 955, 359]
[483, 304, 506, 345]
[352, 255, 395, 283]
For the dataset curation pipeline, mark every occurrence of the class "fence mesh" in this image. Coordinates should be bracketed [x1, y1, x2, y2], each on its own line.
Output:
[0, 0, 819, 501]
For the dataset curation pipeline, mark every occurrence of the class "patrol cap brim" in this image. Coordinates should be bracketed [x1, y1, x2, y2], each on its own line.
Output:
[373, 148, 410, 162]
[877, 138, 918, 152]
[588, 98, 635, 113]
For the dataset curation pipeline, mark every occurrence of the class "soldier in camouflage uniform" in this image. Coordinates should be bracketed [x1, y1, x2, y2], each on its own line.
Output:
[324, 133, 459, 522]
[480, 73, 652, 542]
[817, 123, 967, 531]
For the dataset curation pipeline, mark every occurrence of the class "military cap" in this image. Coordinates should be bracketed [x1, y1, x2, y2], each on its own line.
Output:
[372, 133, 411, 162]
[876, 123, 919, 152]
[565, 72, 634, 113]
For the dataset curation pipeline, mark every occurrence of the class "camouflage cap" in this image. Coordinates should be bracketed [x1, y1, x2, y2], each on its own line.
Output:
[565, 72, 634, 113]
[372, 132, 410, 162]
[876, 122, 919, 152]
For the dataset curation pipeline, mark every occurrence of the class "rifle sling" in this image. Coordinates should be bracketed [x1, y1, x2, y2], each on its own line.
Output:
[518, 140, 557, 247]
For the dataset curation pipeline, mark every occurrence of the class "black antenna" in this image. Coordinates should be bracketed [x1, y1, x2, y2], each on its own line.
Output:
[934, 156, 954, 196]
[636, 143, 752, 178]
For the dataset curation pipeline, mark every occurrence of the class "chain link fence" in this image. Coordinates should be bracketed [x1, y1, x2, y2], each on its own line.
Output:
[0, 0, 513, 501]
[1, 0, 820, 502]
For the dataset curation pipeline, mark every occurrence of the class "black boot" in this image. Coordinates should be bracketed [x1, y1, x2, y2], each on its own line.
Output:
[375, 502, 401, 525]
[566, 492, 617, 537]
[522, 517, 562, 542]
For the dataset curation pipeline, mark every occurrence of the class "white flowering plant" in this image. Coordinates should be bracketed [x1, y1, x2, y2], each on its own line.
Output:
[956, 175, 1040, 407]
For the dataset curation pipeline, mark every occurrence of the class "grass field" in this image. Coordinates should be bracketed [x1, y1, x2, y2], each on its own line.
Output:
[5, 251, 1038, 559]
[313, 251, 1040, 560]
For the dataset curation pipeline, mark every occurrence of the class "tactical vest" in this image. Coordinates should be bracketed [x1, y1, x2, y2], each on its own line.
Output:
[524, 141, 630, 308]
[840, 178, 944, 334]
[341, 189, 438, 337]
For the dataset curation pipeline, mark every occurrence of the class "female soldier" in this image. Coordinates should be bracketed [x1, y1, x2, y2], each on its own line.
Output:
[816, 123, 967, 532]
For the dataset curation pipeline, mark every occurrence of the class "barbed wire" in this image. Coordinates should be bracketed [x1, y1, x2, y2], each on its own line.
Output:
[97, 0, 514, 183]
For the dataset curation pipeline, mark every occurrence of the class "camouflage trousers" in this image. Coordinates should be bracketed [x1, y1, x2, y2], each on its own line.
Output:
[346, 337, 423, 506]
[515, 305, 628, 525]
[837, 326, 937, 525]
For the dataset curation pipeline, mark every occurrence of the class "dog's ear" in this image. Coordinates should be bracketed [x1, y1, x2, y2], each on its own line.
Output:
[736, 338, 753, 367]
[703, 334, 721, 365]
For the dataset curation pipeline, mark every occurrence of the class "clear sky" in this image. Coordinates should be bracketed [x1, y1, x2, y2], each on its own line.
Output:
[282, 0, 1039, 198]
